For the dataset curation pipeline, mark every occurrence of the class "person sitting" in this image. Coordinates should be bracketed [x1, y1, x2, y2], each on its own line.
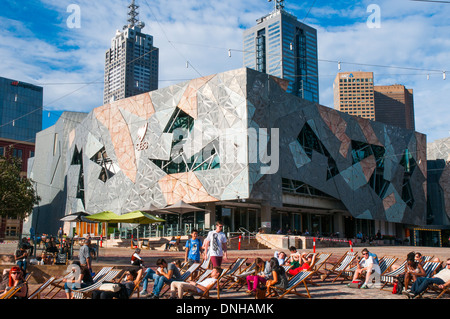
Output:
[288, 252, 317, 276]
[62, 261, 94, 299]
[403, 252, 426, 292]
[169, 267, 222, 299]
[131, 248, 145, 268]
[273, 251, 286, 266]
[286, 246, 301, 269]
[349, 248, 381, 289]
[265, 257, 288, 297]
[246, 258, 268, 294]
[14, 245, 28, 276]
[148, 258, 182, 299]
[165, 237, 177, 251]
[406, 258, 450, 299]
[91, 269, 140, 299]
[0, 266, 28, 299]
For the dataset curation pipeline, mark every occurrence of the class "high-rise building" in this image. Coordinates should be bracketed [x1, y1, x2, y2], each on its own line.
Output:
[374, 85, 415, 130]
[243, 0, 319, 102]
[333, 72, 415, 130]
[333, 71, 375, 120]
[0, 77, 43, 143]
[103, 0, 159, 104]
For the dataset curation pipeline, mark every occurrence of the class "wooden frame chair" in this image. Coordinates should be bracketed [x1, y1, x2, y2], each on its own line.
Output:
[227, 262, 257, 291]
[0, 272, 32, 300]
[328, 252, 358, 283]
[219, 258, 248, 289]
[268, 270, 314, 299]
[160, 263, 202, 297]
[380, 259, 407, 290]
[28, 276, 56, 299]
[141, 239, 150, 250]
[73, 269, 122, 299]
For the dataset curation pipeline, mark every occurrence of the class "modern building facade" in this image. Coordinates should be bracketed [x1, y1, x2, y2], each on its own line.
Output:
[0, 77, 43, 143]
[333, 72, 415, 130]
[243, 5, 319, 102]
[103, 0, 159, 104]
[27, 68, 428, 241]
[333, 72, 375, 120]
[374, 85, 415, 130]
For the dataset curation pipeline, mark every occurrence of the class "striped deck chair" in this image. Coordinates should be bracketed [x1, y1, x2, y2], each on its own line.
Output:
[160, 263, 201, 297]
[423, 261, 442, 278]
[220, 258, 248, 289]
[181, 269, 220, 299]
[380, 259, 407, 290]
[268, 270, 314, 299]
[28, 276, 56, 299]
[228, 262, 257, 291]
[329, 252, 358, 283]
[321, 251, 356, 280]
[73, 269, 122, 299]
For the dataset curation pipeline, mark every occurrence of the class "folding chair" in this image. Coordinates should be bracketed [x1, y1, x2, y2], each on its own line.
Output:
[73, 269, 122, 299]
[28, 277, 56, 299]
[141, 239, 150, 250]
[380, 259, 407, 290]
[220, 258, 248, 289]
[309, 252, 332, 280]
[268, 271, 314, 299]
[328, 252, 358, 283]
[186, 269, 226, 299]
[321, 251, 356, 280]
[228, 262, 257, 291]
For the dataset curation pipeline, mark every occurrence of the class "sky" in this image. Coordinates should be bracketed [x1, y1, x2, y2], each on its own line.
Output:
[0, 0, 449, 142]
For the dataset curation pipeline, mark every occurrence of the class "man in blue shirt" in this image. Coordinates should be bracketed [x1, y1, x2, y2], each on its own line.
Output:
[185, 229, 203, 265]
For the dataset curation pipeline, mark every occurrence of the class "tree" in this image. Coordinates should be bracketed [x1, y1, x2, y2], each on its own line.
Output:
[0, 155, 40, 219]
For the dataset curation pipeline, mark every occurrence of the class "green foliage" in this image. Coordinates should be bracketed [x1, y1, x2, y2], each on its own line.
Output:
[0, 155, 40, 219]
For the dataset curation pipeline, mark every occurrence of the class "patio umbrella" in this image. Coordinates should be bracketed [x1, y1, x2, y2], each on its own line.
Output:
[84, 211, 120, 222]
[110, 211, 166, 224]
[163, 200, 205, 232]
[139, 203, 175, 215]
[60, 211, 90, 222]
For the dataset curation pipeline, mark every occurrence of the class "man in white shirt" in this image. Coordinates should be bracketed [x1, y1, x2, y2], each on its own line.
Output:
[407, 258, 450, 298]
[169, 267, 222, 299]
[203, 221, 228, 267]
[351, 248, 381, 289]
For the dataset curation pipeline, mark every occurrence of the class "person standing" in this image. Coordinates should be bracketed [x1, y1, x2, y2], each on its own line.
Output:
[185, 229, 203, 265]
[78, 238, 92, 274]
[203, 221, 228, 267]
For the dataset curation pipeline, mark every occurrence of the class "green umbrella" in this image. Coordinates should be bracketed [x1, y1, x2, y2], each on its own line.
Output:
[111, 211, 165, 224]
[84, 211, 120, 222]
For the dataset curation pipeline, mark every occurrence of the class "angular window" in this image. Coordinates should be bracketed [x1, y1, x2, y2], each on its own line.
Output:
[90, 147, 116, 183]
[296, 122, 339, 179]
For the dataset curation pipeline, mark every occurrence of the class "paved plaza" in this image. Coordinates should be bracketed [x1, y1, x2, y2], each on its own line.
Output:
[2, 242, 449, 301]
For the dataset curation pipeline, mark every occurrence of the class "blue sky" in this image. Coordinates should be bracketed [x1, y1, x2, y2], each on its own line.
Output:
[1, 0, 449, 142]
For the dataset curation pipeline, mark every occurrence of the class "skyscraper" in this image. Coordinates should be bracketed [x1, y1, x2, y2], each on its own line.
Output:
[333, 72, 375, 120]
[103, 0, 159, 104]
[374, 85, 415, 130]
[243, 0, 319, 102]
[0, 76, 43, 143]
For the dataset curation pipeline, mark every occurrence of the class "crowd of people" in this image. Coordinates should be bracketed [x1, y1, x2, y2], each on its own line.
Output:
[2, 223, 449, 300]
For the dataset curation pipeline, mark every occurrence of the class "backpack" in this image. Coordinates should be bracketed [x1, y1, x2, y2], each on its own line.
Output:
[393, 274, 404, 294]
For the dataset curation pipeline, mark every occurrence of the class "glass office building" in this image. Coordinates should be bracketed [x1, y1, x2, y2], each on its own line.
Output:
[0, 77, 43, 143]
[243, 8, 319, 103]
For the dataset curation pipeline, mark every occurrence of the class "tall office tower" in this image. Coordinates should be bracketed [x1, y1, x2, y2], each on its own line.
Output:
[103, 0, 159, 104]
[243, 0, 319, 102]
[333, 72, 375, 120]
[0, 77, 43, 143]
[374, 85, 415, 130]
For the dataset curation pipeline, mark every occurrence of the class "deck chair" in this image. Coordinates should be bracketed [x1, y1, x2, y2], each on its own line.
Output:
[220, 258, 248, 289]
[380, 259, 407, 290]
[28, 276, 56, 299]
[307, 253, 332, 285]
[228, 262, 257, 291]
[328, 252, 358, 283]
[160, 263, 202, 297]
[0, 272, 32, 300]
[131, 238, 139, 248]
[186, 268, 226, 299]
[268, 270, 314, 299]
[321, 251, 356, 280]
[73, 269, 122, 299]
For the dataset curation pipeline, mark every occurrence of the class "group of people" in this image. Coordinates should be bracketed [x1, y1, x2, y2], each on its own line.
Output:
[244, 246, 317, 297]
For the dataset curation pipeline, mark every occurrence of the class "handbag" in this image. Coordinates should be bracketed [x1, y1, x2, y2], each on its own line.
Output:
[99, 282, 121, 292]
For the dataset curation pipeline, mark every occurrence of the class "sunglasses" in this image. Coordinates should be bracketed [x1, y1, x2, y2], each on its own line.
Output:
[11, 272, 21, 275]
